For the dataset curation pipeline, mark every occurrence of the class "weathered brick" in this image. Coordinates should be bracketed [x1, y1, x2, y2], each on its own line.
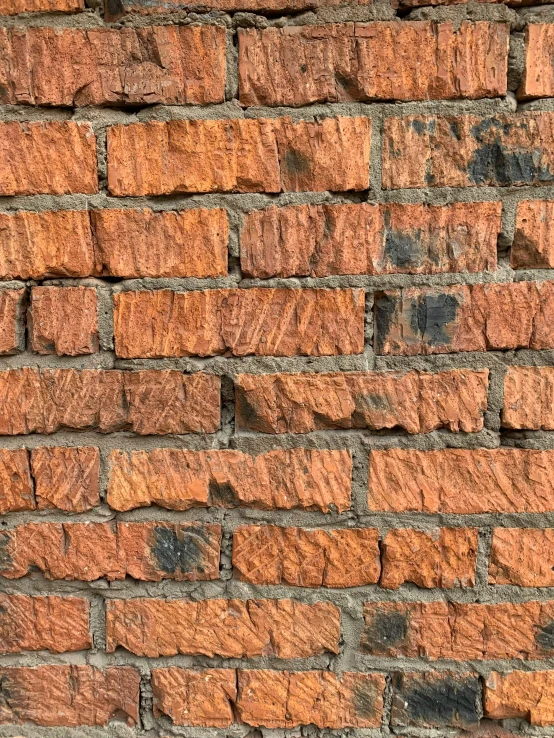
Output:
[241, 202, 500, 278]
[0, 0, 83, 12]
[91, 207, 228, 278]
[512, 200, 554, 268]
[362, 601, 554, 659]
[489, 528, 554, 586]
[0, 594, 90, 654]
[113, 288, 364, 358]
[108, 448, 351, 513]
[519, 25, 554, 99]
[31, 446, 99, 512]
[391, 672, 480, 728]
[380, 528, 478, 589]
[0, 289, 25, 354]
[235, 369, 489, 434]
[108, 0, 370, 19]
[369, 448, 554, 513]
[502, 365, 554, 430]
[0, 521, 221, 581]
[106, 598, 340, 658]
[485, 671, 554, 725]
[0, 121, 97, 195]
[375, 282, 554, 355]
[29, 286, 98, 356]
[382, 113, 554, 189]
[107, 117, 370, 195]
[0, 368, 220, 435]
[0, 449, 33, 513]
[232, 525, 380, 587]
[0, 26, 225, 106]
[0, 666, 139, 727]
[239, 22, 508, 106]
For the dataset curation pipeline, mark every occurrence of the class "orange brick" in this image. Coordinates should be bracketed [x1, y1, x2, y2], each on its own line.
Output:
[235, 369, 489, 434]
[0, 0, 83, 12]
[502, 365, 554, 430]
[31, 446, 99, 512]
[485, 671, 554, 725]
[29, 286, 98, 356]
[113, 288, 364, 358]
[0, 449, 33, 513]
[108, 448, 351, 512]
[519, 25, 554, 99]
[391, 672, 480, 728]
[239, 22, 508, 106]
[0, 289, 25, 354]
[512, 200, 554, 268]
[0, 121, 97, 195]
[489, 528, 554, 586]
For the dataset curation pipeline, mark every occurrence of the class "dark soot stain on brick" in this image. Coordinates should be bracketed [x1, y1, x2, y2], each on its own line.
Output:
[412, 293, 458, 346]
[393, 673, 480, 728]
[362, 610, 409, 653]
[151, 525, 209, 575]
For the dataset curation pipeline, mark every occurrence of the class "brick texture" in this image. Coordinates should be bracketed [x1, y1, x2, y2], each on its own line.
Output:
[0, 0, 83, 12]
[29, 286, 98, 356]
[502, 365, 554, 429]
[485, 671, 554, 725]
[0, 289, 25, 354]
[489, 528, 554, 586]
[391, 672, 480, 728]
[512, 199, 554, 268]
[0, 449, 33, 513]
[519, 24, 554, 99]
[30, 446, 100, 512]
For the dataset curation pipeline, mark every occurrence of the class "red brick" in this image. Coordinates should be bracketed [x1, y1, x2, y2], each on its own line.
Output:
[380, 528, 478, 589]
[235, 369, 489, 434]
[502, 365, 554, 430]
[113, 288, 364, 358]
[239, 22, 508, 106]
[376, 282, 554, 355]
[241, 202, 500, 278]
[0, 521, 221, 581]
[107, 116, 370, 196]
[29, 286, 98, 356]
[0, 594, 90, 653]
[106, 598, 340, 658]
[91, 207, 228, 278]
[108, 448, 351, 512]
[489, 528, 554, 586]
[382, 113, 554, 189]
[392, 672, 480, 728]
[31, 446, 99, 512]
[512, 200, 554, 268]
[0, 0, 83, 12]
[0, 666, 139, 727]
[0, 121, 97, 195]
[232, 525, 380, 587]
[0, 26, 225, 106]
[369, 448, 554, 513]
[0, 368, 220, 435]
[0, 449, 33, 513]
[362, 601, 554, 659]
[0, 289, 25, 354]
[108, 0, 370, 18]
[485, 671, 554, 725]
[519, 25, 554, 99]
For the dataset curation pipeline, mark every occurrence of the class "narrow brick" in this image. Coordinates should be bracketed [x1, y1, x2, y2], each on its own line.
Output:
[0, 521, 221, 582]
[106, 598, 340, 658]
[239, 22, 508, 106]
[382, 113, 554, 189]
[0, 449, 33, 513]
[0, 666, 139, 727]
[519, 25, 554, 99]
[241, 202, 500, 278]
[108, 448, 351, 513]
[0, 26, 225, 106]
[91, 207, 228, 278]
[369, 448, 554, 513]
[0, 121, 97, 195]
[485, 671, 554, 725]
[380, 528, 478, 589]
[107, 116, 370, 196]
[113, 288, 364, 358]
[235, 369, 489, 434]
[489, 528, 554, 586]
[29, 286, 98, 356]
[512, 200, 554, 268]
[232, 525, 380, 587]
[0, 594, 90, 654]
[0, 0, 83, 12]
[362, 601, 554, 659]
[31, 446, 99, 512]
[502, 365, 554, 430]
[0, 289, 25, 354]
[108, 0, 370, 19]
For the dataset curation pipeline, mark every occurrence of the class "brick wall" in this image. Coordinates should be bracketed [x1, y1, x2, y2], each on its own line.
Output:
[1, 0, 554, 735]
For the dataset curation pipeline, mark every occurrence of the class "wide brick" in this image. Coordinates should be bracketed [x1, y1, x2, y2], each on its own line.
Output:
[29, 286, 98, 356]
[362, 601, 554, 659]
[0, 666, 139, 727]
[106, 598, 340, 658]
[0, 121, 97, 196]
[0, 0, 83, 12]
[113, 288, 364, 358]
[241, 202, 500, 278]
[108, 448, 350, 513]
[391, 672, 480, 728]
[0, 26, 225, 106]
[107, 117, 370, 196]
[489, 528, 554, 586]
[0, 521, 221, 581]
[519, 25, 554, 99]
[239, 22, 508, 106]
[108, 0, 370, 18]
[502, 365, 554, 430]
[485, 671, 554, 725]
[0, 449, 33, 513]
[376, 282, 554, 355]
[382, 113, 554, 189]
[369, 448, 554, 513]
[91, 207, 228, 278]
[235, 369, 489, 434]
[380, 528, 478, 589]
[0, 594, 90, 654]
[512, 200, 554, 268]
[0, 368, 220, 435]
[31, 446, 99, 512]
[232, 525, 380, 587]
[0, 289, 25, 354]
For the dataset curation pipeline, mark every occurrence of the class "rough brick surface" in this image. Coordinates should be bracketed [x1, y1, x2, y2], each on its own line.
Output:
[485, 671, 554, 725]
[391, 672, 480, 728]
[29, 286, 98, 356]
[108, 0, 370, 17]
[30, 446, 99, 512]
[0, 0, 83, 12]
[0, 449, 33, 514]
[489, 528, 554, 586]
[512, 200, 554, 268]
[0, 289, 25, 354]
[502, 365, 554, 429]
[519, 25, 554, 99]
